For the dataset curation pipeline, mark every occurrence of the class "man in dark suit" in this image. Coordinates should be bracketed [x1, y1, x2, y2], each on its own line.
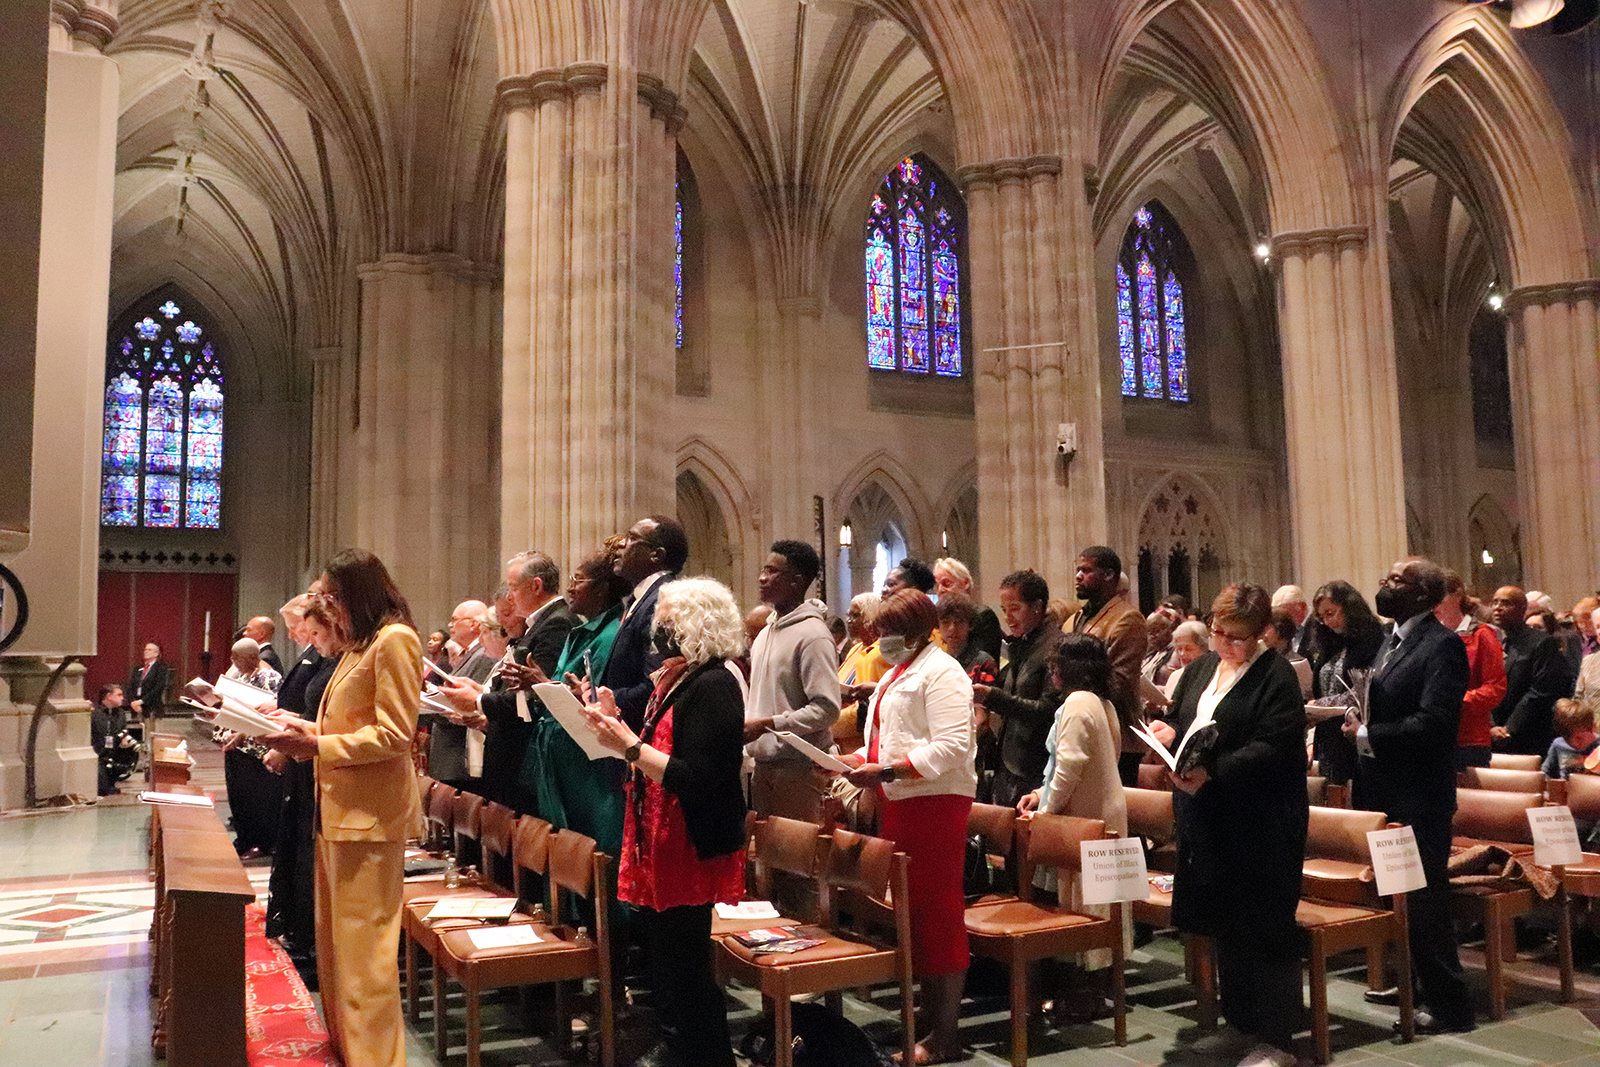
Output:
[1345, 556, 1474, 1034]
[243, 616, 285, 674]
[127, 641, 171, 720]
[1489, 586, 1574, 756]
[604, 515, 689, 729]
[441, 552, 574, 812]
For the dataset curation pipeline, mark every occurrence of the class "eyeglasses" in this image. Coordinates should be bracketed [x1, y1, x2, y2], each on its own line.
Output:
[1209, 626, 1257, 646]
[569, 573, 597, 585]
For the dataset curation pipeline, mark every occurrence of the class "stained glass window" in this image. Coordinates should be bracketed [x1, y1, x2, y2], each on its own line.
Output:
[674, 191, 684, 349]
[864, 153, 966, 376]
[99, 296, 225, 529]
[1115, 200, 1193, 403]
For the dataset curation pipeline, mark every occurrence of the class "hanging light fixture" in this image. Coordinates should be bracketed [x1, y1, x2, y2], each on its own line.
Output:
[1509, 0, 1565, 28]
[838, 521, 853, 547]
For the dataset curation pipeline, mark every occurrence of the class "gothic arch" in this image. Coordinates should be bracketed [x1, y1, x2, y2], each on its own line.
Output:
[676, 436, 754, 599]
[1134, 472, 1233, 613]
[1092, 0, 1361, 233]
[1385, 10, 1592, 288]
[1468, 493, 1521, 593]
[934, 461, 980, 584]
[832, 450, 934, 556]
[676, 469, 734, 591]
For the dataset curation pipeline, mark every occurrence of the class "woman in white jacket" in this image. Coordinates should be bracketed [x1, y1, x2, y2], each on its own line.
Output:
[1017, 632, 1128, 1021]
[843, 589, 976, 1065]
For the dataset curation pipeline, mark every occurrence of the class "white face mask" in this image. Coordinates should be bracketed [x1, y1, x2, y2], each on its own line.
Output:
[879, 635, 914, 665]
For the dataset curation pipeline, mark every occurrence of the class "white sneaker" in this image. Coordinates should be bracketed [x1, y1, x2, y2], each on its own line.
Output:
[1190, 1025, 1252, 1057]
[1236, 1042, 1296, 1067]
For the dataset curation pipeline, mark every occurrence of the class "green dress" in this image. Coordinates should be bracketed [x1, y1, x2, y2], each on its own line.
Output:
[519, 603, 625, 859]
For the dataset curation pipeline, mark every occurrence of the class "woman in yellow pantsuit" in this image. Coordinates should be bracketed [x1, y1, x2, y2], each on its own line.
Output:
[263, 548, 421, 1067]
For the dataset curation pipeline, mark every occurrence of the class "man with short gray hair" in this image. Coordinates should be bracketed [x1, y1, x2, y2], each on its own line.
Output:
[1271, 584, 1313, 657]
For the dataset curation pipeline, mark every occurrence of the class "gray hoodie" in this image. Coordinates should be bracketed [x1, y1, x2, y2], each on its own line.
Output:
[745, 601, 842, 763]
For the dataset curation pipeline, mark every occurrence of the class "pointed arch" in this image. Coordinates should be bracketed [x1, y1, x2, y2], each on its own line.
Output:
[1134, 471, 1235, 612]
[1092, 0, 1360, 233]
[676, 436, 755, 599]
[1115, 200, 1194, 402]
[1385, 10, 1592, 287]
[1468, 493, 1521, 593]
[865, 152, 968, 375]
[831, 450, 935, 557]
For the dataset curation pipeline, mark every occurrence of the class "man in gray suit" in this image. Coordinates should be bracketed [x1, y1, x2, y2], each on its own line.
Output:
[428, 599, 494, 784]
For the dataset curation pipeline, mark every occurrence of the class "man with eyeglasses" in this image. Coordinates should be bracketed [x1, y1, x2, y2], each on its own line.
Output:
[604, 515, 691, 728]
[1342, 557, 1475, 1035]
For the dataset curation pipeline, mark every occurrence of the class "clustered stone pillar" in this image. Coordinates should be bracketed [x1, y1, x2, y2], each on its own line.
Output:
[961, 156, 1107, 595]
[1506, 281, 1600, 603]
[306, 345, 342, 573]
[498, 64, 680, 569]
[1274, 226, 1408, 595]
[766, 296, 824, 541]
[351, 255, 500, 626]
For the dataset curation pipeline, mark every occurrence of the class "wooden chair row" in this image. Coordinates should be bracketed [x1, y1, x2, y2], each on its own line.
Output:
[406, 780, 613, 1067]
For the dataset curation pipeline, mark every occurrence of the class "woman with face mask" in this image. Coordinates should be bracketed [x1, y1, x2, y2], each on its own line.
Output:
[840, 589, 977, 1065]
[581, 577, 748, 1067]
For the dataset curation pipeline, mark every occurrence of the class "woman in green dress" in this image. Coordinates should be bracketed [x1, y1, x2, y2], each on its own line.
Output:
[519, 547, 632, 857]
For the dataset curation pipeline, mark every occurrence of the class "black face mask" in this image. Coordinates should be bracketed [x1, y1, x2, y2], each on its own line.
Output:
[651, 625, 681, 659]
[1374, 585, 1425, 623]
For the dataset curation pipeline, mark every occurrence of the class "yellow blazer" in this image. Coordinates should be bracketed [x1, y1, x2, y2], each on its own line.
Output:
[315, 622, 422, 841]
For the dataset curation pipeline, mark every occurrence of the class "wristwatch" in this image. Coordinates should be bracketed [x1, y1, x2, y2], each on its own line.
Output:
[623, 742, 642, 763]
[877, 764, 897, 783]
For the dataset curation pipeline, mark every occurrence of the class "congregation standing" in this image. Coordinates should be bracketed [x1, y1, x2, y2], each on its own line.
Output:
[185, 518, 1600, 1067]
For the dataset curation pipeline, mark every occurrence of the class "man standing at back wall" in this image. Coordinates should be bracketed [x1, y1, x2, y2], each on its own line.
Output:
[744, 540, 841, 820]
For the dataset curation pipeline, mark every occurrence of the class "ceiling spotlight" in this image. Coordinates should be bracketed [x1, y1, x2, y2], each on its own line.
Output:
[1510, 0, 1565, 28]
[1487, 291, 1505, 310]
[1254, 242, 1271, 260]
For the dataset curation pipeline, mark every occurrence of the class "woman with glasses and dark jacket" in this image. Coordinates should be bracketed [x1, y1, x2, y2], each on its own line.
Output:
[1164, 584, 1308, 1067]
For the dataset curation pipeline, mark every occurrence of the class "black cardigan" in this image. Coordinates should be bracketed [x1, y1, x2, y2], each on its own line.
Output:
[1167, 649, 1308, 949]
[641, 659, 748, 860]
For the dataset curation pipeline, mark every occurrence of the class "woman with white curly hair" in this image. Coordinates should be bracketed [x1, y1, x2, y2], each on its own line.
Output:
[583, 576, 747, 1067]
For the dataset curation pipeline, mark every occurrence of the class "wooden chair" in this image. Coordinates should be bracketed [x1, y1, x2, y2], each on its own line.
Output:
[964, 813, 1128, 1066]
[718, 828, 917, 1067]
[711, 816, 825, 940]
[967, 802, 1020, 903]
[1297, 807, 1414, 1063]
[1554, 772, 1600, 1002]
[434, 828, 613, 1067]
[1489, 753, 1543, 772]
[1449, 788, 1541, 1019]
[1306, 775, 1328, 806]
[425, 780, 457, 850]
[1123, 787, 1215, 1029]
[404, 814, 549, 1022]
[1459, 766, 1547, 795]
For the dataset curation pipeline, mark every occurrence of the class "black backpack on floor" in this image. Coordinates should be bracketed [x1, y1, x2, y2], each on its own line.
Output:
[739, 1001, 887, 1067]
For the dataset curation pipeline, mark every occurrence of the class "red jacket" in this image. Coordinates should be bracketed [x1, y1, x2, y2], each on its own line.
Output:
[1456, 623, 1508, 748]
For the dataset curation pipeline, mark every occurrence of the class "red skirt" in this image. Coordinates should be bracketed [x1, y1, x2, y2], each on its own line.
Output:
[879, 791, 972, 976]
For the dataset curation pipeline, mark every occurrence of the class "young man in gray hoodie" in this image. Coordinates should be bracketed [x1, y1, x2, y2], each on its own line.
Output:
[744, 539, 842, 820]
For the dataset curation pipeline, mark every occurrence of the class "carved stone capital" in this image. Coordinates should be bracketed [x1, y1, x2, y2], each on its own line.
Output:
[636, 74, 687, 134]
[1505, 279, 1600, 312]
[50, 0, 82, 33]
[357, 252, 496, 283]
[956, 155, 1063, 191]
[1270, 226, 1368, 259]
[73, 4, 118, 49]
[497, 63, 611, 111]
[776, 296, 823, 318]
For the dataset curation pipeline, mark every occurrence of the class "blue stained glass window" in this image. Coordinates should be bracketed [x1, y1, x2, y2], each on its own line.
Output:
[864, 153, 966, 375]
[674, 192, 684, 349]
[99, 294, 226, 528]
[1116, 264, 1135, 396]
[1164, 272, 1188, 401]
[1116, 201, 1193, 404]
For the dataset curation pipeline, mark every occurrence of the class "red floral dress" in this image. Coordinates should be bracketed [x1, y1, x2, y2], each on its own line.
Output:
[618, 700, 745, 912]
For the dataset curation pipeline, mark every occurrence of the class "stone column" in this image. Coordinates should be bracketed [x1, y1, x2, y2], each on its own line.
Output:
[766, 296, 824, 541]
[1274, 226, 1407, 593]
[306, 346, 342, 572]
[351, 255, 500, 625]
[499, 66, 680, 570]
[960, 156, 1105, 595]
[5, 5, 118, 658]
[1506, 282, 1600, 603]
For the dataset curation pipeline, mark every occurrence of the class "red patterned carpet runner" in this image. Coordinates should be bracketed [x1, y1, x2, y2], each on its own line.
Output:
[245, 902, 341, 1067]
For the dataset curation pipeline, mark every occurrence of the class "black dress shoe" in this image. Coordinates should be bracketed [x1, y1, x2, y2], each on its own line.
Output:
[1395, 1009, 1475, 1035]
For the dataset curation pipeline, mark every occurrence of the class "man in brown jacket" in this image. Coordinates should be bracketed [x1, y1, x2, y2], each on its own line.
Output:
[1065, 546, 1148, 785]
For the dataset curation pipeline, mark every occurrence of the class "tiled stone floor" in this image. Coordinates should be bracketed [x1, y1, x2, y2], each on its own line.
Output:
[0, 719, 1595, 1066]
